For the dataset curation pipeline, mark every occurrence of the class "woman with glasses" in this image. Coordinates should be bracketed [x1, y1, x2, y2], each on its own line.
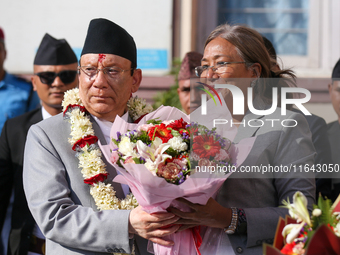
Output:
[169, 23, 315, 255]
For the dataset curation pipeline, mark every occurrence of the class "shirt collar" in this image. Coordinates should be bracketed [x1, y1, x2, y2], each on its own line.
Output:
[92, 112, 129, 144]
[41, 106, 52, 120]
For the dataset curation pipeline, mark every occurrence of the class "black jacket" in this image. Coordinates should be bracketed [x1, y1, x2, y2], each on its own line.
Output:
[0, 108, 42, 255]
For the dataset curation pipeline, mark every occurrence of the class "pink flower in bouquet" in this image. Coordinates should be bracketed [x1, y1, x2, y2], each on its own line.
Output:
[136, 137, 172, 175]
[198, 158, 216, 168]
[109, 150, 119, 164]
[215, 149, 230, 161]
[157, 160, 183, 182]
[124, 156, 136, 164]
[173, 158, 188, 169]
[192, 135, 221, 159]
[137, 123, 154, 132]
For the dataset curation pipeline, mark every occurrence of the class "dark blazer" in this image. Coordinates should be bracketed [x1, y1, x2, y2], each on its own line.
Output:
[292, 109, 333, 198]
[327, 121, 340, 201]
[0, 108, 43, 255]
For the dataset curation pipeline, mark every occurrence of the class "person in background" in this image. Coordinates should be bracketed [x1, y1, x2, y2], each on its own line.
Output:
[327, 58, 340, 201]
[0, 33, 78, 255]
[0, 27, 40, 132]
[262, 35, 332, 199]
[0, 26, 40, 255]
[177, 51, 203, 114]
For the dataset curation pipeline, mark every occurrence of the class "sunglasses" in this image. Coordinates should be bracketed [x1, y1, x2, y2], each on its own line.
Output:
[34, 70, 77, 85]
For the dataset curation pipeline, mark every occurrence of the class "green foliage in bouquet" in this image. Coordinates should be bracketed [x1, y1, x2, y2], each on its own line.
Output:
[312, 195, 335, 230]
[303, 195, 337, 248]
[128, 131, 151, 145]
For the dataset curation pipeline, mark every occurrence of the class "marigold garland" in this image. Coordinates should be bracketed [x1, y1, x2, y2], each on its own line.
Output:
[62, 88, 152, 211]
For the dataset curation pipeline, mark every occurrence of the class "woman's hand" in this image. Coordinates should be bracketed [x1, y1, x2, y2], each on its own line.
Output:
[168, 197, 232, 232]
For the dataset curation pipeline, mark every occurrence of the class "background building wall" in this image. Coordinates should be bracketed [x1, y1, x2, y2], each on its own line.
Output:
[0, 0, 173, 76]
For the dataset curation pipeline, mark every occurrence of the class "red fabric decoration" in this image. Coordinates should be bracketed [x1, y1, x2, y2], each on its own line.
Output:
[72, 135, 98, 151]
[192, 226, 202, 255]
[133, 114, 147, 123]
[63, 104, 87, 116]
[84, 173, 108, 185]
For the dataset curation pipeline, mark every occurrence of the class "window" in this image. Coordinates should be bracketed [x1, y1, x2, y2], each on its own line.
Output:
[218, 0, 309, 56]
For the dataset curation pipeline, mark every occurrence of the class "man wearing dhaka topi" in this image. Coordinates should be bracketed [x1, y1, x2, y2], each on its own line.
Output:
[23, 18, 180, 255]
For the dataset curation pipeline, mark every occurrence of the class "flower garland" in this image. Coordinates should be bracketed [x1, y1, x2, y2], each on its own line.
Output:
[62, 88, 153, 211]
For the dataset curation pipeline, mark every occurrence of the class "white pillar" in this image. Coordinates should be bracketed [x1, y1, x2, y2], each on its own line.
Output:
[180, 0, 193, 59]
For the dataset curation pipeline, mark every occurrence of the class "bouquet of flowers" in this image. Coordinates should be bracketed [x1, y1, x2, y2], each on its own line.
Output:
[263, 192, 340, 255]
[111, 117, 191, 185]
[99, 106, 256, 255]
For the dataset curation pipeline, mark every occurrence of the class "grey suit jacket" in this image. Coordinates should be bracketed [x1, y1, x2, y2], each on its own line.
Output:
[214, 106, 316, 254]
[23, 113, 150, 255]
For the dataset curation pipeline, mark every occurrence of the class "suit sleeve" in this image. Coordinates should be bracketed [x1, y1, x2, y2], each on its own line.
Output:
[0, 120, 14, 232]
[244, 112, 316, 247]
[23, 124, 132, 254]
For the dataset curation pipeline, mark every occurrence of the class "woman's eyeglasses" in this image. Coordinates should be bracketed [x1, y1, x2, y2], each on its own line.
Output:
[195, 62, 246, 77]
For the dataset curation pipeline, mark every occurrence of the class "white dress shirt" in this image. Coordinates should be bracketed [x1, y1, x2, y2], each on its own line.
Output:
[92, 112, 130, 196]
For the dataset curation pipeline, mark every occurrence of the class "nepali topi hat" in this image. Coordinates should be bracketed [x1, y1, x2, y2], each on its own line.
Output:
[0, 27, 4, 44]
[332, 59, 340, 80]
[178, 51, 203, 80]
[34, 33, 77, 65]
[81, 18, 137, 67]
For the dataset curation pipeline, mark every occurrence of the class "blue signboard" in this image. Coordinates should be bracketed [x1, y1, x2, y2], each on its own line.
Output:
[72, 48, 168, 70]
[137, 49, 168, 70]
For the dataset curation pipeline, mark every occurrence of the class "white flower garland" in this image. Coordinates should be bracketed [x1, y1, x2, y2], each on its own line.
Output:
[62, 88, 152, 211]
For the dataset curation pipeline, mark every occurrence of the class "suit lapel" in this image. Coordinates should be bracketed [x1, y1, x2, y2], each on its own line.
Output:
[233, 96, 271, 142]
[233, 112, 264, 143]
[90, 115, 125, 199]
[29, 108, 43, 124]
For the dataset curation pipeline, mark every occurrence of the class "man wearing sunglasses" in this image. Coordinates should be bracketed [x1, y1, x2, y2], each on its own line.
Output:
[0, 33, 78, 255]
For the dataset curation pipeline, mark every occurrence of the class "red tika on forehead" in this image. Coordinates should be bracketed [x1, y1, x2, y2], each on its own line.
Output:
[98, 54, 106, 63]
